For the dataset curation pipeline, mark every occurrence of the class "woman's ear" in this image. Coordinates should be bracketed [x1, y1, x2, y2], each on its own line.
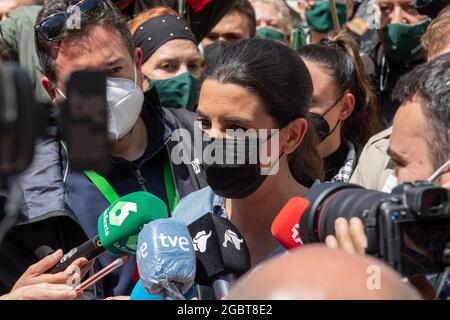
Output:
[282, 118, 308, 154]
[339, 92, 355, 121]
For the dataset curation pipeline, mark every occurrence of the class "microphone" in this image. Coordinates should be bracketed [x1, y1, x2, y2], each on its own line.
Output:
[271, 197, 310, 250]
[48, 191, 168, 273]
[130, 280, 163, 300]
[187, 213, 251, 300]
[136, 218, 196, 300]
[130, 279, 197, 300]
[34, 245, 56, 259]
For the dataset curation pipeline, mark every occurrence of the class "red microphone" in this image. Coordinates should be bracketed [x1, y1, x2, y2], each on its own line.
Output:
[271, 197, 310, 250]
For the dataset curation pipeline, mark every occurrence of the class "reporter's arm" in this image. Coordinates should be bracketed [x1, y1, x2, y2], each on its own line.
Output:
[0, 283, 81, 300]
[12, 249, 89, 291]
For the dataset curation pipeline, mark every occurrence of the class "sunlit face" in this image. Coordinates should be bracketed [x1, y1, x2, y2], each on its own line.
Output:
[388, 96, 435, 183]
[377, 0, 428, 25]
[197, 79, 308, 194]
[305, 60, 354, 156]
[253, 1, 284, 33]
[141, 39, 204, 81]
[197, 80, 276, 136]
[306, 61, 341, 119]
[202, 11, 253, 48]
[48, 25, 141, 104]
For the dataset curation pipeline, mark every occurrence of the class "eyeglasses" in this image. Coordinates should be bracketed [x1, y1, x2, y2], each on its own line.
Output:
[34, 0, 115, 42]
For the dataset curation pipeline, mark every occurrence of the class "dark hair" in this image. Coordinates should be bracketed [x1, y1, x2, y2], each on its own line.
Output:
[230, 0, 257, 38]
[298, 32, 382, 149]
[392, 52, 450, 171]
[36, 0, 134, 82]
[200, 39, 324, 185]
[0, 38, 16, 62]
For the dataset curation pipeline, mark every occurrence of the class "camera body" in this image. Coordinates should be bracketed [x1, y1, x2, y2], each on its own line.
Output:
[0, 62, 109, 177]
[0, 62, 110, 242]
[301, 181, 450, 276]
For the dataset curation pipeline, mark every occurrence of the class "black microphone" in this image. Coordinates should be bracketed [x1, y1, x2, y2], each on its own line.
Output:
[34, 245, 56, 260]
[48, 236, 105, 273]
[187, 213, 251, 299]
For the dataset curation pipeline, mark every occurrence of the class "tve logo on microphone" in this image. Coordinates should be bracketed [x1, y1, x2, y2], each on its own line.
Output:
[139, 233, 191, 258]
[158, 233, 191, 251]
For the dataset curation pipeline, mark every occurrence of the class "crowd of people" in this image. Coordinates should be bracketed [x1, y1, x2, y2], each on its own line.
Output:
[0, 0, 449, 300]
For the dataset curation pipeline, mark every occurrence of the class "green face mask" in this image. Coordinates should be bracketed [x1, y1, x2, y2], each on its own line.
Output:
[256, 27, 286, 42]
[383, 19, 431, 62]
[149, 72, 200, 111]
[305, 1, 347, 33]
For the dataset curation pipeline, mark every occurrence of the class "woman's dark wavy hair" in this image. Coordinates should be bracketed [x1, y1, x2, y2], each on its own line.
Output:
[298, 32, 383, 149]
[200, 39, 324, 185]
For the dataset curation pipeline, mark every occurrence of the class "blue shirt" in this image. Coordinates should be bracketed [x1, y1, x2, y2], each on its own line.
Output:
[172, 186, 286, 299]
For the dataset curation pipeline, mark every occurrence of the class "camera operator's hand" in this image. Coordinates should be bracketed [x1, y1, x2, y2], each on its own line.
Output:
[325, 217, 368, 255]
[0, 283, 81, 300]
[12, 249, 89, 292]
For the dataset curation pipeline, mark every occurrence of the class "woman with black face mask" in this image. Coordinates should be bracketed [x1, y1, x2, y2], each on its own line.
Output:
[298, 32, 383, 182]
[173, 39, 324, 268]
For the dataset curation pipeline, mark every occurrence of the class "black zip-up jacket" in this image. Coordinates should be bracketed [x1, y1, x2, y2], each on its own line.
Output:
[0, 89, 207, 298]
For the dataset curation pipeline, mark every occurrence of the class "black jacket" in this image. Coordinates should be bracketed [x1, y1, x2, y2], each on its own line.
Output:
[0, 89, 207, 297]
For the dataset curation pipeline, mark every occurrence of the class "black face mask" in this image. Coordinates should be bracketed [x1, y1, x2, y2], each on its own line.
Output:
[200, 132, 282, 199]
[309, 94, 343, 142]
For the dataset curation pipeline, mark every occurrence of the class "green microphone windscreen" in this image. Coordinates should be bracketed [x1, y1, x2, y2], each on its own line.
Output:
[98, 191, 168, 255]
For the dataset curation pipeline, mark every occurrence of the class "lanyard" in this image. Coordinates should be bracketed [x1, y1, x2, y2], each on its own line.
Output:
[84, 153, 179, 213]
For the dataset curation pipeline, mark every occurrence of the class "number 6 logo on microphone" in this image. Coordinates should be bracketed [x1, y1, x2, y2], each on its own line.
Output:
[109, 201, 138, 226]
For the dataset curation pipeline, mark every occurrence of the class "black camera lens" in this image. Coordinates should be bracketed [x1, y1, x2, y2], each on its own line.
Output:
[300, 183, 389, 245]
[300, 181, 450, 276]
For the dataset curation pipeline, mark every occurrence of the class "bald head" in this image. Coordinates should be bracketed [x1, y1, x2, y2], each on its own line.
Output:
[225, 245, 421, 300]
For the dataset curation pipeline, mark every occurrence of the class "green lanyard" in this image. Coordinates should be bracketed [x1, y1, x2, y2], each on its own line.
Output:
[84, 153, 179, 213]
[162, 156, 179, 213]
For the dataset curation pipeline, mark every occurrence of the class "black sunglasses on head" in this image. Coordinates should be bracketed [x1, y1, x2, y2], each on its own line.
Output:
[34, 0, 115, 42]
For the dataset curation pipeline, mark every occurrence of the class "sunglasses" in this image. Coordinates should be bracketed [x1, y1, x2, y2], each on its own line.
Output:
[34, 0, 115, 42]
